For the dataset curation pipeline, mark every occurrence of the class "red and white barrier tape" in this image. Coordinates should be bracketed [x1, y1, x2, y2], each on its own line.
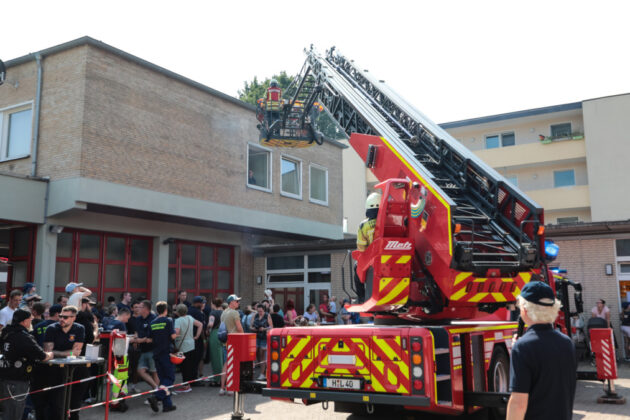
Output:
[68, 360, 268, 416]
[0, 373, 107, 403]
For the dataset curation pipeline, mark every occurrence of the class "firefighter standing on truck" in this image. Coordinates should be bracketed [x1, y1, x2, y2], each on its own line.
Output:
[265, 79, 282, 125]
[354, 192, 381, 303]
[0, 309, 53, 420]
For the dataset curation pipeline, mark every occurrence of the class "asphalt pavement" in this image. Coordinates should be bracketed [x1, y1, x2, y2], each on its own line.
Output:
[79, 362, 630, 420]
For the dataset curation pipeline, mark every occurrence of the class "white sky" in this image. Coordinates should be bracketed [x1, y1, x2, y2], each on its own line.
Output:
[2, 0, 630, 123]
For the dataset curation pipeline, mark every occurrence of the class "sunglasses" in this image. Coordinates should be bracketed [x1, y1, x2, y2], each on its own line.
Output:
[59, 315, 75, 319]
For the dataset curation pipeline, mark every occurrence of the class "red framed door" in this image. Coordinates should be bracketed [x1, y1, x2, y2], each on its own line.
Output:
[168, 240, 234, 304]
[54, 229, 153, 303]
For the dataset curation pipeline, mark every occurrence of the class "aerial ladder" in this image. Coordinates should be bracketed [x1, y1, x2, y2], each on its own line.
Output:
[268, 46, 546, 321]
[232, 47, 619, 418]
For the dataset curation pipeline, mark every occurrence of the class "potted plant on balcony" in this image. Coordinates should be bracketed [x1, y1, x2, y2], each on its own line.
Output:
[571, 131, 584, 140]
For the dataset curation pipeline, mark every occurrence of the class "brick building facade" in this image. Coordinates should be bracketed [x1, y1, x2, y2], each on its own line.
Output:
[0, 37, 345, 306]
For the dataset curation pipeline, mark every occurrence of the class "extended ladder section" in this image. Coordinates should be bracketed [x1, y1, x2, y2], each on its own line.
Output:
[300, 47, 544, 273]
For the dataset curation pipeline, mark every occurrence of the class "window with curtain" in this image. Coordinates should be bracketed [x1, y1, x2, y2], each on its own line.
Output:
[281, 156, 301, 198]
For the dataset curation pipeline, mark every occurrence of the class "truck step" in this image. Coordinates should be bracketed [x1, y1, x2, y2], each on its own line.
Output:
[436, 374, 451, 382]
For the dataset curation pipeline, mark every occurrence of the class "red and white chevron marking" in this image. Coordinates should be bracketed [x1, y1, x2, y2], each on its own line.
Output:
[601, 336, 613, 377]
[226, 344, 234, 390]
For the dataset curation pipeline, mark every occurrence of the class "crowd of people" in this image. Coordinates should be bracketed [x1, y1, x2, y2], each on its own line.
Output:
[0, 281, 362, 419]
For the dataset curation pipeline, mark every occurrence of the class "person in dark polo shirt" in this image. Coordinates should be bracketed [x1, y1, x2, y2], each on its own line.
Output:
[43, 305, 87, 420]
[32, 304, 62, 346]
[150, 301, 177, 412]
[136, 300, 158, 394]
[507, 281, 577, 420]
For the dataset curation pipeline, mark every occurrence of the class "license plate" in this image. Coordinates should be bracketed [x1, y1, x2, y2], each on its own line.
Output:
[323, 377, 361, 390]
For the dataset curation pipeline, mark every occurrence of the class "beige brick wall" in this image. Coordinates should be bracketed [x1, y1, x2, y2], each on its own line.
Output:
[0, 47, 87, 178]
[80, 46, 342, 225]
[553, 237, 622, 345]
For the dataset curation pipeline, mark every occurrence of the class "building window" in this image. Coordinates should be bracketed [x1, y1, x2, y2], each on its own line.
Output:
[501, 132, 515, 147]
[620, 263, 630, 274]
[54, 229, 152, 303]
[551, 123, 572, 138]
[247, 144, 271, 191]
[557, 216, 579, 224]
[281, 156, 301, 198]
[485, 132, 515, 149]
[310, 164, 328, 205]
[1, 104, 32, 161]
[168, 241, 234, 304]
[266, 253, 331, 313]
[485, 135, 499, 149]
[616, 239, 630, 257]
[553, 169, 575, 187]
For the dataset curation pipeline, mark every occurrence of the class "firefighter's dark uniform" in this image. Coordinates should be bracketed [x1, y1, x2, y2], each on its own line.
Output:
[150, 316, 175, 410]
[0, 324, 47, 420]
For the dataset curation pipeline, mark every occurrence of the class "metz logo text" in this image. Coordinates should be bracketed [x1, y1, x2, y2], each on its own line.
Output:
[384, 241, 412, 250]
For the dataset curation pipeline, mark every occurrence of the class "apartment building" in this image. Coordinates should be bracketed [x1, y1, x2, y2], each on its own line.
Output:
[0, 37, 345, 307]
[441, 94, 630, 346]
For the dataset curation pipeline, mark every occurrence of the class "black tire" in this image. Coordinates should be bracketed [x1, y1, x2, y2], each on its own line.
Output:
[487, 346, 509, 420]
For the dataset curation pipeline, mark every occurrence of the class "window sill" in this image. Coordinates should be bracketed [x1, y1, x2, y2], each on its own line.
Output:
[0, 154, 31, 163]
[247, 183, 272, 193]
[281, 191, 302, 201]
[309, 198, 329, 207]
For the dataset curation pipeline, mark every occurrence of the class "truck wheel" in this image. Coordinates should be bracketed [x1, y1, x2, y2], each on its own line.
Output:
[488, 346, 509, 420]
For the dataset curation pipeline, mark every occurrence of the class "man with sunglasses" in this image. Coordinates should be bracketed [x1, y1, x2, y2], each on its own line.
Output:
[43, 306, 87, 420]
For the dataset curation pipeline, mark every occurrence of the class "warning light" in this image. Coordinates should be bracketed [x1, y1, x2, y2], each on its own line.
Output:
[271, 340, 279, 350]
[412, 354, 422, 365]
[537, 226, 545, 235]
[271, 351, 279, 361]
[454, 224, 462, 234]
[271, 373, 278, 383]
[412, 341, 422, 352]
[413, 380, 423, 390]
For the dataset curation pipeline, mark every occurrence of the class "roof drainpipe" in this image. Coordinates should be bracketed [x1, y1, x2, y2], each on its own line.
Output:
[30, 53, 43, 177]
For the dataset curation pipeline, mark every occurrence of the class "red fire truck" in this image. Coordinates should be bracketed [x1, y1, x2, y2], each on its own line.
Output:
[228, 47, 618, 418]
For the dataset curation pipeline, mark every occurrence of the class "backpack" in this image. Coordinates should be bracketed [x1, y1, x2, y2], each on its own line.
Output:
[218, 321, 228, 343]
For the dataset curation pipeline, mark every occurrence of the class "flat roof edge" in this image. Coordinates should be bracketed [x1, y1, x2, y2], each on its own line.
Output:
[440, 102, 583, 129]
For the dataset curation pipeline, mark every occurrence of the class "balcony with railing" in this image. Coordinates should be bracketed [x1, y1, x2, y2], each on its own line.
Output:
[474, 136, 586, 169]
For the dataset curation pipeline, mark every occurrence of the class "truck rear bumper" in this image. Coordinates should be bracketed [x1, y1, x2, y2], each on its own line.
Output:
[262, 388, 431, 407]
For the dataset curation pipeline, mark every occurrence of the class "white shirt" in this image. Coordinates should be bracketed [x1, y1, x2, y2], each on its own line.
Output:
[68, 292, 85, 309]
[0, 306, 16, 327]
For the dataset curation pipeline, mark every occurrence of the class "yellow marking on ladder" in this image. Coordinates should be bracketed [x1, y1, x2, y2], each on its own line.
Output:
[377, 278, 409, 305]
[454, 272, 472, 285]
[501, 277, 513, 282]
[491, 293, 507, 302]
[468, 293, 489, 302]
[379, 277, 394, 290]
[396, 255, 411, 264]
[473, 278, 487, 282]
[450, 287, 467, 301]
[520, 273, 532, 282]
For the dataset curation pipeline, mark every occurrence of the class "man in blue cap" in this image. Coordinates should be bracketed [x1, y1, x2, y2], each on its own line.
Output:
[507, 281, 576, 420]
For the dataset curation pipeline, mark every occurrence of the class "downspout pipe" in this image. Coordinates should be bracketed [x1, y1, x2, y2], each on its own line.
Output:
[30, 53, 43, 177]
